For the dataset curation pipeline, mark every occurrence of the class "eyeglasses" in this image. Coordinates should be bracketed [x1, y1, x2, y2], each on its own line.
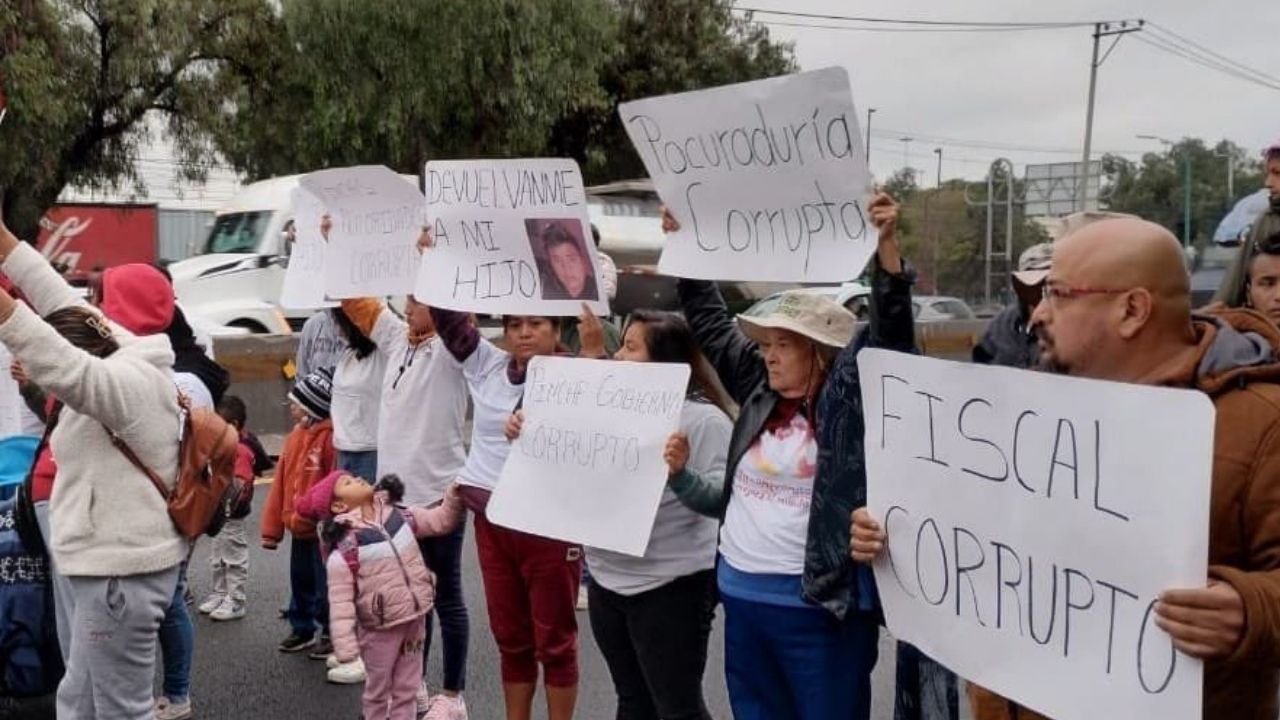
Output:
[1040, 283, 1131, 308]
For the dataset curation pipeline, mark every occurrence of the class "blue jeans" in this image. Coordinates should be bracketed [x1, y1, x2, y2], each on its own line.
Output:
[288, 537, 329, 637]
[722, 593, 879, 720]
[159, 561, 193, 702]
[420, 517, 469, 692]
[337, 450, 378, 482]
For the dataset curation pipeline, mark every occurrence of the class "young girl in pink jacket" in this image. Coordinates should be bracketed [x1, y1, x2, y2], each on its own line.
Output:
[299, 471, 464, 720]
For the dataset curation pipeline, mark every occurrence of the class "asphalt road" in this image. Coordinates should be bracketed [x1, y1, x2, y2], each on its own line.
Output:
[181, 487, 909, 720]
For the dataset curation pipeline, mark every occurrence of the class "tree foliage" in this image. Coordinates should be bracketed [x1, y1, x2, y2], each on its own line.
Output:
[0, 0, 794, 234]
[1102, 139, 1264, 243]
[0, 0, 277, 236]
[895, 176, 1047, 305]
[547, 0, 795, 183]
[213, 0, 616, 180]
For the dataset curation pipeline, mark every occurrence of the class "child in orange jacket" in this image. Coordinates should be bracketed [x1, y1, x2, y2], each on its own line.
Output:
[261, 367, 337, 654]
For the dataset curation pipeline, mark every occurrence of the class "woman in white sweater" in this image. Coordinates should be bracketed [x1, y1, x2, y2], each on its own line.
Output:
[0, 219, 183, 720]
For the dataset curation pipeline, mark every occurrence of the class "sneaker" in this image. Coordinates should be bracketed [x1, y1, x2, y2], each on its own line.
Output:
[423, 694, 467, 720]
[210, 599, 246, 621]
[576, 585, 589, 611]
[326, 654, 341, 670]
[416, 681, 433, 715]
[155, 696, 193, 720]
[327, 658, 366, 685]
[278, 631, 316, 653]
[197, 594, 225, 615]
[309, 635, 335, 660]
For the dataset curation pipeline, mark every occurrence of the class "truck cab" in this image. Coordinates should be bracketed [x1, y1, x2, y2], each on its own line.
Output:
[169, 176, 303, 334]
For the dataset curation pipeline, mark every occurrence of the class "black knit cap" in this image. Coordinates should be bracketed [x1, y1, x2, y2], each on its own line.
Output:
[289, 366, 333, 420]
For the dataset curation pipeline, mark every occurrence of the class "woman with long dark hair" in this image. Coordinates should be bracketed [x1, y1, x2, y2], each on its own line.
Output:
[419, 228, 582, 720]
[509, 309, 733, 719]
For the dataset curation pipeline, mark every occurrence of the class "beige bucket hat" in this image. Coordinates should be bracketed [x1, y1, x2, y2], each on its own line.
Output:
[737, 291, 857, 349]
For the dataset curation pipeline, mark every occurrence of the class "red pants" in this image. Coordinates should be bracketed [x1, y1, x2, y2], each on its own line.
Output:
[474, 510, 583, 687]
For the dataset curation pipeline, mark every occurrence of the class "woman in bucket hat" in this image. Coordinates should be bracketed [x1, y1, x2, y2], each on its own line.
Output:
[661, 192, 915, 720]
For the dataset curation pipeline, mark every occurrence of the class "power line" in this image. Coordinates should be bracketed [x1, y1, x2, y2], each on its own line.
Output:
[1132, 34, 1280, 92]
[871, 128, 1146, 156]
[1146, 22, 1280, 86]
[752, 19, 1079, 34]
[734, 7, 1104, 29]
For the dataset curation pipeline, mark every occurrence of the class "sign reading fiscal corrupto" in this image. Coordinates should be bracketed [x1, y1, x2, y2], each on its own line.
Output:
[858, 349, 1214, 720]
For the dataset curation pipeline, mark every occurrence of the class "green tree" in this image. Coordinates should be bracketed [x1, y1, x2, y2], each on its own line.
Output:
[1102, 139, 1263, 244]
[213, 0, 615, 181]
[0, 0, 277, 237]
[547, 0, 795, 183]
[896, 176, 1047, 303]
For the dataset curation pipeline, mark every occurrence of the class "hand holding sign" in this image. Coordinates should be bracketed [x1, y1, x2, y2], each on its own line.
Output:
[663, 432, 690, 478]
[578, 303, 607, 359]
[1155, 582, 1245, 659]
[868, 192, 903, 275]
[504, 409, 525, 443]
[849, 506, 885, 564]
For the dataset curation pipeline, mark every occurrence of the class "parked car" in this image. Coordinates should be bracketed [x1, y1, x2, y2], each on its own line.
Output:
[742, 282, 873, 321]
[913, 295, 976, 322]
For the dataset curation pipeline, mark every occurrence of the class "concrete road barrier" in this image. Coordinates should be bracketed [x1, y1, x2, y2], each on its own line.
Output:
[216, 319, 989, 437]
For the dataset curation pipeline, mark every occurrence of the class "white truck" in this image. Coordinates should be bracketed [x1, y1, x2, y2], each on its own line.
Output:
[169, 175, 302, 334]
[170, 174, 667, 334]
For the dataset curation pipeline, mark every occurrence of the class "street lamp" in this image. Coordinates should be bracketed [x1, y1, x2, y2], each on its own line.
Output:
[1137, 134, 1192, 247]
[1215, 149, 1235, 202]
[865, 107, 876, 163]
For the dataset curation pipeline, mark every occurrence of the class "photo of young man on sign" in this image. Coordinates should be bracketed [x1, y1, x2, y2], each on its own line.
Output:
[527, 218, 600, 301]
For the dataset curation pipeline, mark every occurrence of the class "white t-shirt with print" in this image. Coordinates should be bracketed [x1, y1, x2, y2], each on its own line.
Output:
[719, 411, 817, 576]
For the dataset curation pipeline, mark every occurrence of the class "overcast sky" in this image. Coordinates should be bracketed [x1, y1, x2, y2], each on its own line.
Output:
[743, 0, 1279, 186]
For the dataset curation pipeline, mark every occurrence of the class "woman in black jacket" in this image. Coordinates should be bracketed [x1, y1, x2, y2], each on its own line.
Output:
[664, 192, 915, 720]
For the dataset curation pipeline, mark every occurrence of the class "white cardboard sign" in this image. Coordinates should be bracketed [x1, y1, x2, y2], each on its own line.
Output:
[858, 349, 1213, 720]
[416, 159, 608, 317]
[619, 66, 876, 282]
[280, 187, 337, 310]
[488, 357, 690, 556]
[300, 166, 424, 299]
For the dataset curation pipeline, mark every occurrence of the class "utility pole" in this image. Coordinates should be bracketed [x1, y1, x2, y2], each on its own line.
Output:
[1079, 20, 1144, 211]
[900, 137, 913, 181]
[934, 148, 943, 188]
[865, 107, 876, 163]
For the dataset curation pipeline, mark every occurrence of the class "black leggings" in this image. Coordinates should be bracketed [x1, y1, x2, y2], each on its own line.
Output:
[588, 569, 717, 720]
[419, 518, 469, 692]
